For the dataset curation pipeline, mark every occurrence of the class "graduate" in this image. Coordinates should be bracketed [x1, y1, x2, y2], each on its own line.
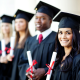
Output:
[18, 1, 60, 80]
[6, 9, 34, 80]
[0, 15, 14, 80]
[52, 11, 80, 80]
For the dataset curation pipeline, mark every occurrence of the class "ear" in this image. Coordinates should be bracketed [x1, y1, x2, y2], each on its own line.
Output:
[49, 19, 52, 26]
[50, 19, 52, 24]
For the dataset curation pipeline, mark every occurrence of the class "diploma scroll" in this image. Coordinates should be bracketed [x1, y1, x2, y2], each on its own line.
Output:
[1, 39, 6, 57]
[10, 37, 15, 56]
[27, 51, 34, 71]
[46, 52, 57, 80]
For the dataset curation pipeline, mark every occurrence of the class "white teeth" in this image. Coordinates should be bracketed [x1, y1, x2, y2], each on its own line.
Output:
[61, 41, 68, 42]
[36, 25, 40, 27]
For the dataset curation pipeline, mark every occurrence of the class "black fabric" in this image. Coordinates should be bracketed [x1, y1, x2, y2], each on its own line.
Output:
[53, 11, 80, 31]
[52, 52, 80, 80]
[14, 9, 34, 22]
[53, 64, 72, 80]
[35, 1, 60, 19]
[59, 17, 79, 31]
[10, 48, 24, 80]
[72, 54, 80, 80]
[0, 41, 12, 80]
[18, 31, 57, 80]
[1, 15, 14, 23]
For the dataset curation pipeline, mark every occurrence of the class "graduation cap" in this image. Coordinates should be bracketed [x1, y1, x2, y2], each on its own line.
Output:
[1, 15, 14, 24]
[53, 11, 80, 31]
[34, 1, 60, 19]
[14, 9, 34, 22]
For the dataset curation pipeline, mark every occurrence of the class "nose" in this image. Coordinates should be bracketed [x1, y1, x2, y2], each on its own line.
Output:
[62, 33, 66, 39]
[36, 18, 41, 23]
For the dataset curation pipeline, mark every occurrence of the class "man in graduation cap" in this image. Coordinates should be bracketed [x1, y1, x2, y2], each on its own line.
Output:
[18, 1, 60, 80]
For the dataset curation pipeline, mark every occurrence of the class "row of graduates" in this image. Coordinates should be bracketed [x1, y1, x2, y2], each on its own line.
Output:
[0, 1, 80, 80]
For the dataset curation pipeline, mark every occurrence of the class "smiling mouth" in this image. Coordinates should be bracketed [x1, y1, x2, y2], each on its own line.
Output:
[36, 24, 41, 28]
[61, 40, 69, 43]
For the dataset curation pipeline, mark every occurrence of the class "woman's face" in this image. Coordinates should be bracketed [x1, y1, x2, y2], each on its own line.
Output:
[1, 23, 10, 34]
[15, 18, 28, 32]
[58, 28, 73, 48]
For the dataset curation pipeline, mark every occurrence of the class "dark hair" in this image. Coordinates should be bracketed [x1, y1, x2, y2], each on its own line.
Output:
[54, 29, 80, 72]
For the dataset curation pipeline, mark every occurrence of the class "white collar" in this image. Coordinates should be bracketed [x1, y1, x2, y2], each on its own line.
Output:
[36, 28, 52, 40]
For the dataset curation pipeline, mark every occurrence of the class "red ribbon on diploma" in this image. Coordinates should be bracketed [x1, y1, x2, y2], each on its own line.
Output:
[7, 47, 14, 53]
[45, 61, 55, 75]
[0, 47, 14, 54]
[26, 60, 37, 78]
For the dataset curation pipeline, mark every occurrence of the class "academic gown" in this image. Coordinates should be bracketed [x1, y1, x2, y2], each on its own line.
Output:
[0, 41, 12, 80]
[10, 47, 24, 80]
[72, 54, 80, 80]
[52, 52, 80, 80]
[53, 64, 72, 80]
[18, 31, 57, 80]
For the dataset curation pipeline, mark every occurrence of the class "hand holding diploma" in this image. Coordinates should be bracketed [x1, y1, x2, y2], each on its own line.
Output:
[26, 51, 37, 79]
[46, 52, 57, 80]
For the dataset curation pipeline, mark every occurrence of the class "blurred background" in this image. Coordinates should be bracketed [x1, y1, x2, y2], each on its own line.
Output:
[0, 0, 80, 36]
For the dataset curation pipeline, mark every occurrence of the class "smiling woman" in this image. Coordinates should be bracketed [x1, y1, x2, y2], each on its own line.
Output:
[52, 12, 80, 80]
[58, 28, 73, 48]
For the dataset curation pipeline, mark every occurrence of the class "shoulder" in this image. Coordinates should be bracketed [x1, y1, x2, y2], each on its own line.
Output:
[45, 31, 57, 43]
[0, 41, 1, 45]
[48, 31, 57, 39]
[25, 35, 37, 44]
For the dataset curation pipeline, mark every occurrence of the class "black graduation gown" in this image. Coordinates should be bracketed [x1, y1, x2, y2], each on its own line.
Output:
[10, 47, 24, 80]
[0, 41, 12, 80]
[53, 65, 72, 80]
[53, 53, 80, 80]
[18, 31, 57, 80]
[72, 54, 80, 80]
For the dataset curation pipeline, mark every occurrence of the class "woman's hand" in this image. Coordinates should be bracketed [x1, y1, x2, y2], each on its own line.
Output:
[7, 54, 14, 61]
[0, 56, 8, 64]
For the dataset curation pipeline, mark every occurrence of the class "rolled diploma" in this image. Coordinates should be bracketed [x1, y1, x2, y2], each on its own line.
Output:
[1, 39, 6, 57]
[10, 37, 15, 56]
[46, 52, 57, 80]
[27, 51, 34, 71]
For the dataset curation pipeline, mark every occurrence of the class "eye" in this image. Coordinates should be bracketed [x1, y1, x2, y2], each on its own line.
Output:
[41, 17, 45, 20]
[58, 31, 62, 34]
[20, 21, 23, 23]
[66, 32, 71, 34]
[6, 25, 8, 27]
[35, 17, 38, 19]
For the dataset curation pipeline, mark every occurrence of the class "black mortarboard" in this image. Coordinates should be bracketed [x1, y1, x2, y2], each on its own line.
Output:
[35, 1, 60, 19]
[53, 11, 80, 31]
[1, 15, 14, 24]
[14, 9, 34, 22]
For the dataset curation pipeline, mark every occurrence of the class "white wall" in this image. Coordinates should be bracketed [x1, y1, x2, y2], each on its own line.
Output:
[0, 0, 80, 36]
[0, 0, 15, 16]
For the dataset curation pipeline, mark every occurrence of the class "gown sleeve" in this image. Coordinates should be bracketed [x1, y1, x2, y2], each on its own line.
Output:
[72, 54, 80, 80]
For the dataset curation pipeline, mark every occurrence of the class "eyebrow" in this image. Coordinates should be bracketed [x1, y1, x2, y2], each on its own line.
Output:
[59, 30, 72, 32]
[35, 15, 46, 17]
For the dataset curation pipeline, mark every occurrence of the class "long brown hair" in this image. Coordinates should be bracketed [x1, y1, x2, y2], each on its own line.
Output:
[14, 21, 31, 48]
